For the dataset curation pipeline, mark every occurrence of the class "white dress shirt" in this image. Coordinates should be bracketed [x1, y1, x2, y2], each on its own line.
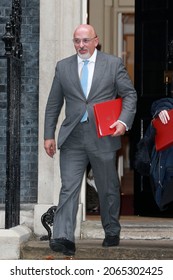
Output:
[77, 49, 97, 98]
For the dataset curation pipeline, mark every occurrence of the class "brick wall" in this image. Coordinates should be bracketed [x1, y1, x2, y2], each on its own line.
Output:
[0, 0, 39, 203]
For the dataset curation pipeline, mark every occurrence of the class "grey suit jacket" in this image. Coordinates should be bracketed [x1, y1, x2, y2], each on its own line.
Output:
[44, 51, 137, 152]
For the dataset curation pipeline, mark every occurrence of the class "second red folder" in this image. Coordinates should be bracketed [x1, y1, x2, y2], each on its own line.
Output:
[152, 108, 173, 151]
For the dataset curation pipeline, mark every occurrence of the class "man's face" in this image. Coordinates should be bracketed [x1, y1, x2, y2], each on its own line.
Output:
[73, 26, 98, 59]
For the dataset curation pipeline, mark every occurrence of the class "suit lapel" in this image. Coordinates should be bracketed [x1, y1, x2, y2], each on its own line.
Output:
[69, 55, 86, 99]
[69, 56, 81, 88]
[88, 52, 106, 98]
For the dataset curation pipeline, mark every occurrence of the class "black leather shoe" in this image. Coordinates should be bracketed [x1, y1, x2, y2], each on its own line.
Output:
[102, 235, 120, 247]
[49, 238, 76, 255]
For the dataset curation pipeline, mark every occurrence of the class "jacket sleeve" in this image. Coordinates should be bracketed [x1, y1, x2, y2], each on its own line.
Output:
[44, 63, 64, 140]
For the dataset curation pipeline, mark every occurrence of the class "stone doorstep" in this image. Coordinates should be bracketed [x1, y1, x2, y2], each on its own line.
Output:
[21, 218, 173, 260]
[21, 238, 173, 260]
[81, 219, 173, 240]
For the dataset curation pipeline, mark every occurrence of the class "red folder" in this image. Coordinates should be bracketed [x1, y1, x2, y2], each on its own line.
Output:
[152, 108, 173, 151]
[93, 98, 122, 137]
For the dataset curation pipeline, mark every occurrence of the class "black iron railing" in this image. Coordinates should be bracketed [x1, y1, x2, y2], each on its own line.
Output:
[1, 0, 22, 228]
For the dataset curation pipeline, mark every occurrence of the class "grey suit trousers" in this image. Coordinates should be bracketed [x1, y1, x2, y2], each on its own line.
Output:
[53, 122, 121, 242]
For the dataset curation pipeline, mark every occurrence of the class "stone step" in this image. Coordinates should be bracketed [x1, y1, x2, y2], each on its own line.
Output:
[81, 218, 173, 240]
[21, 238, 173, 260]
[21, 217, 173, 260]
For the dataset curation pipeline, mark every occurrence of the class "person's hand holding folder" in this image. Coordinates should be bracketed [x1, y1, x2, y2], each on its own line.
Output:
[158, 110, 170, 124]
[109, 120, 126, 137]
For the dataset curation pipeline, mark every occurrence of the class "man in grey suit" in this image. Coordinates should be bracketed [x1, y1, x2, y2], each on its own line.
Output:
[44, 24, 137, 256]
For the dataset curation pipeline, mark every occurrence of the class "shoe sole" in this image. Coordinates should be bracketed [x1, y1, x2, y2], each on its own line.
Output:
[50, 242, 75, 256]
[102, 243, 119, 247]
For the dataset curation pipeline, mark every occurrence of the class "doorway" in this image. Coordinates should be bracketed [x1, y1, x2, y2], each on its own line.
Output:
[134, 0, 173, 218]
[84, 0, 173, 221]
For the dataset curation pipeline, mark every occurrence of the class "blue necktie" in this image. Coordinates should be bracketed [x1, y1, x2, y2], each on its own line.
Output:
[80, 60, 89, 122]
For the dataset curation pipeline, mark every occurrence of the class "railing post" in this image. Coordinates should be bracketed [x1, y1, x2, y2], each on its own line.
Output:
[1, 0, 22, 229]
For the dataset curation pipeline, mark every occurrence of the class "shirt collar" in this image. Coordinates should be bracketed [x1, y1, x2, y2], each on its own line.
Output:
[77, 49, 97, 64]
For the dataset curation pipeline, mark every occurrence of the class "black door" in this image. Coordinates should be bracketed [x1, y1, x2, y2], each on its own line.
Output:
[133, 0, 173, 217]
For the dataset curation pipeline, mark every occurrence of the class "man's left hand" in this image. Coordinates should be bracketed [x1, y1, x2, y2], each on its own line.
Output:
[110, 121, 126, 137]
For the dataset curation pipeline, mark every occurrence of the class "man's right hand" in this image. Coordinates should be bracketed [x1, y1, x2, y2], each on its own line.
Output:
[44, 139, 56, 158]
